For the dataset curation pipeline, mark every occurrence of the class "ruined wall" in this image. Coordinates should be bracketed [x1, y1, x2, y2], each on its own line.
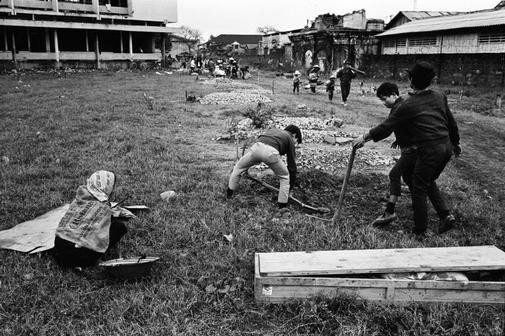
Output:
[342, 10, 367, 30]
[361, 53, 505, 87]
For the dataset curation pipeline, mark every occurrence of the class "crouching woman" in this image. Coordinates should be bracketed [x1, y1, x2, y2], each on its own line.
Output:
[52, 170, 128, 268]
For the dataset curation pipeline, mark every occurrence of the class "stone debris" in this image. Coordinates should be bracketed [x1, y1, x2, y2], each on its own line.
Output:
[200, 92, 272, 105]
[323, 135, 337, 145]
[299, 147, 394, 171]
[200, 77, 272, 105]
[160, 190, 176, 201]
[220, 115, 394, 170]
[335, 137, 354, 145]
[202, 77, 263, 91]
[271, 116, 344, 130]
[253, 146, 394, 173]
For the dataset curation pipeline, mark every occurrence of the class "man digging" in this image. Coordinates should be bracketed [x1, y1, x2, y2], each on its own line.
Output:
[227, 125, 302, 209]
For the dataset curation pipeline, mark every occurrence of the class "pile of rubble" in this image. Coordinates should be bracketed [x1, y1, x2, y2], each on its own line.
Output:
[220, 116, 395, 171]
[298, 147, 394, 172]
[202, 77, 262, 91]
[200, 92, 272, 105]
[253, 146, 393, 173]
[200, 77, 272, 105]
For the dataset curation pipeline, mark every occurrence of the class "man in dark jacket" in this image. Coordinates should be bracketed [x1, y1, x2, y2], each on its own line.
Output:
[227, 125, 302, 208]
[336, 61, 356, 105]
[353, 61, 461, 238]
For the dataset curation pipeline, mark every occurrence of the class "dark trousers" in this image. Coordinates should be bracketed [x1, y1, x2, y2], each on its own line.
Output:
[52, 219, 127, 268]
[293, 82, 299, 94]
[340, 81, 351, 102]
[402, 141, 453, 234]
[389, 148, 417, 196]
[328, 90, 334, 101]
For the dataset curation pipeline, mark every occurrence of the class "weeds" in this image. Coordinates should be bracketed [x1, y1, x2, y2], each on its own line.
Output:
[242, 102, 275, 129]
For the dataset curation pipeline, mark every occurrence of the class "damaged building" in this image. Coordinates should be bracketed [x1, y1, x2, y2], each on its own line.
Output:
[0, 0, 178, 69]
[288, 10, 384, 73]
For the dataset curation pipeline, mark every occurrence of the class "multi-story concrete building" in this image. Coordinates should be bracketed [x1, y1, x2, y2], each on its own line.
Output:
[0, 0, 177, 69]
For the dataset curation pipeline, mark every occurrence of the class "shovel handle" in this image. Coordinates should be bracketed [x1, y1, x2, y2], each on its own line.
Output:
[246, 172, 321, 211]
[332, 147, 357, 224]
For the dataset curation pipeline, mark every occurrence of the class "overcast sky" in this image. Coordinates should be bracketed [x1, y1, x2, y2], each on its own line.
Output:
[167, 0, 500, 41]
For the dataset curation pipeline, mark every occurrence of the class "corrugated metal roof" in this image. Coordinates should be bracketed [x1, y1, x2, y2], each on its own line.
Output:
[377, 9, 505, 36]
[402, 11, 462, 20]
[209, 34, 262, 45]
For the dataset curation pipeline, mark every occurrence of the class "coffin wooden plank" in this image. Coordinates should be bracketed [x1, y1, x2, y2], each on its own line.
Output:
[258, 245, 505, 276]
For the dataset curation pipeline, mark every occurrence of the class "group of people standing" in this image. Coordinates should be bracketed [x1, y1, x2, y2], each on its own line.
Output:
[230, 60, 461, 240]
[293, 61, 356, 106]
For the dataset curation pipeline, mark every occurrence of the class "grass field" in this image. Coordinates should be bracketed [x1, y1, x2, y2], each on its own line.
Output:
[1, 69, 504, 335]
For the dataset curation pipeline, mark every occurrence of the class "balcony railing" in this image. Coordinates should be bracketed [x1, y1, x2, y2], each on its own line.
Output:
[0, 0, 129, 16]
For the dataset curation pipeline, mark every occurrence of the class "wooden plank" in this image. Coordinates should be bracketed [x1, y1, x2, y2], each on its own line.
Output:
[256, 281, 505, 304]
[258, 246, 505, 276]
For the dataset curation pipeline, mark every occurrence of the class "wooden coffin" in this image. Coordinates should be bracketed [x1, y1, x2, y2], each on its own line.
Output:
[255, 245, 505, 304]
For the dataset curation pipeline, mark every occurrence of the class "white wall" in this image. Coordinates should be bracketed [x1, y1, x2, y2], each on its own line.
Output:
[342, 10, 367, 30]
[381, 33, 505, 55]
[129, 0, 177, 23]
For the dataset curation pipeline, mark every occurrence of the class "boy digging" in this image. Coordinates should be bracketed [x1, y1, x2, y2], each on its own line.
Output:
[353, 61, 461, 237]
[371, 82, 415, 225]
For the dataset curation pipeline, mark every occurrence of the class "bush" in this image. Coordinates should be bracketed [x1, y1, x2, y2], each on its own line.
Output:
[242, 102, 274, 129]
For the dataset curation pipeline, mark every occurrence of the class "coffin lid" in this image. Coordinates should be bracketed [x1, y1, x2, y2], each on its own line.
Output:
[258, 245, 505, 277]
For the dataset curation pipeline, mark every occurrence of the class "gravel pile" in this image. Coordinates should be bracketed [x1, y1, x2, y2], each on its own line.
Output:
[202, 78, 262, 91]
[254, 146, 394, 173]
[298, 147, 394, 172]
[200, 92, 272, 105]
[270, 116, 332, 130]
[229, 116, 394, 171]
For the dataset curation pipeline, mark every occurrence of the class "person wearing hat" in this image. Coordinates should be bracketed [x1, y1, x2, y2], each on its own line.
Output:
[308, 65, 320, 93]
[326, 73, 337, 102]
[227, 125, 302, 209]
[352, 61, 461, 238]
[336, 61, 356, 106]
[293, 70, 301, 94]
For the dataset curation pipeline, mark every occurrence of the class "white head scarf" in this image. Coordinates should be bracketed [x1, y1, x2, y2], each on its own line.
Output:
[86, 170, 115, 202]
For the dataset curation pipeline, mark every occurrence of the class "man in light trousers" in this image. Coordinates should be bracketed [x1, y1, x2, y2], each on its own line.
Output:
[227, 125, 302, 208]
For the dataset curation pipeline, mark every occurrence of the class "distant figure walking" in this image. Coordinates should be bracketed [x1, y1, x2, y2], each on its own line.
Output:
[336, 61, 356, 106]
[326, 73, 336, 102]
[293, 70, 301, 94]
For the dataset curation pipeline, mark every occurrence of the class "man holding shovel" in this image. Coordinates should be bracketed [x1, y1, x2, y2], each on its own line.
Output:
[352, 61, 461, 238]
[227, 125, 302, 209]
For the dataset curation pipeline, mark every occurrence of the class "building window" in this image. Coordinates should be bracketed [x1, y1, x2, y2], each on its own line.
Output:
[396, 39, 406, 47]
[408, 37, 437, 46]
[383, 39, 395, 48]
[479, 33, 505, 44]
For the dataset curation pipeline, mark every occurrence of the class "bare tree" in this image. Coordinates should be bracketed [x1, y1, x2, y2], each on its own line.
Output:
[179, 25, 202, 54]
[257, 26, 279, 35]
